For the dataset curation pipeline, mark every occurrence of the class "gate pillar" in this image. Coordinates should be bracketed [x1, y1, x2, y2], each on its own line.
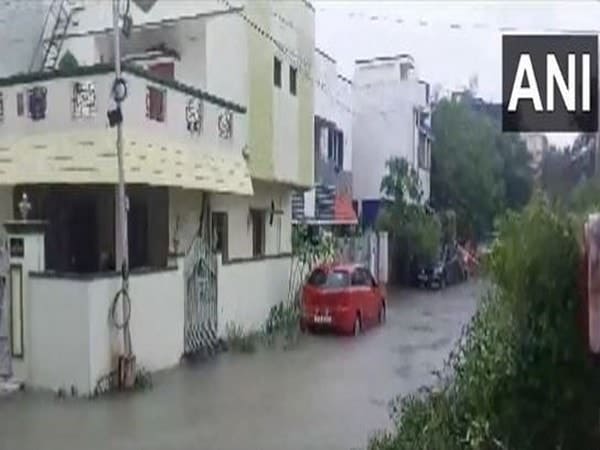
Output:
[2, 220, 47, 383]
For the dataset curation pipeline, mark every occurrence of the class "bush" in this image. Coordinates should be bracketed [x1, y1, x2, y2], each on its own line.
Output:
[370, 198, 600, 450]
[58, 51, 79, 71]
[225, 324, 258, 353]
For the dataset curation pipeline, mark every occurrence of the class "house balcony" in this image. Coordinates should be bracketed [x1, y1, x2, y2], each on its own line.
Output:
[0, 64, 252, 196]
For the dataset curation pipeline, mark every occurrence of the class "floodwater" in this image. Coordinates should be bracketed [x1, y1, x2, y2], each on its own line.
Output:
[0, 281, 480, 450]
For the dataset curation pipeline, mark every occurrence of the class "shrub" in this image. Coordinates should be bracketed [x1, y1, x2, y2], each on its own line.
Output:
[225, 323, 258, 353]
[370, 197, 600, 450]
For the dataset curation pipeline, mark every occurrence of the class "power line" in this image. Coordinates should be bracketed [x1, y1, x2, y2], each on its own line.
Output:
[217, 0, 410, 123]
[217, 0, 356, 115]
[315, 7, 600, 35]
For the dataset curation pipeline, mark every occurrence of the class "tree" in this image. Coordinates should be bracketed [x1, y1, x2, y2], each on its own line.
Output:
[58, 51, 79, 71]
[539, 146, 572, 202]
[377, 157, 441, 283]
[430, 96, 533, 239]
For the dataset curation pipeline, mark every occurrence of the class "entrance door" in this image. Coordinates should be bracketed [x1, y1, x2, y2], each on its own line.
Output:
[68, 198, 98, 273]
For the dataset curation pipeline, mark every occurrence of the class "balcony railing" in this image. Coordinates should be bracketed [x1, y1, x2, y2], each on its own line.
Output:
[0, 63, 246, 151]
[0, 64, 252, 194]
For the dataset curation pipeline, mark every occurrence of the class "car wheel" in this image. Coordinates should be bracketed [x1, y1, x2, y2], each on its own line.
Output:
[378, 302, 386, 324]
[353, 315, 362, 336]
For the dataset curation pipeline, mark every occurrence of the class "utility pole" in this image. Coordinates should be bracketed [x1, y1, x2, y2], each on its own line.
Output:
[112, 0, 131, 356]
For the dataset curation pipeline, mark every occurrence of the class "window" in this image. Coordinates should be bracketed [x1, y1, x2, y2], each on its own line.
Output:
[336, 130, 344, 168]
[351, 269, 369, 286]
[364, 269, 378, 287]
[289, 66, 297, 95]
[400, 62, 410, 80]
[327, 127, 334, 160]
[308, 269, 350, 289]
[251, 209, 265, 257]
[16, 92, 24, 116]
[0, 92, 3, 123]
[418, 134, 430, 170]
[27, 86, 47, 121]
[273, 56, 282, 88]
[185, 98, 203, 133]
[217, 109, 233, 139]
[212, 212, 228, 260]
[146, 86, 166, 122]
[72, 81, 97, 118]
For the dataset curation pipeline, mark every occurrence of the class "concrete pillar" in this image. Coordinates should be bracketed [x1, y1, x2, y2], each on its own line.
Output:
[3, 220, 46, 383]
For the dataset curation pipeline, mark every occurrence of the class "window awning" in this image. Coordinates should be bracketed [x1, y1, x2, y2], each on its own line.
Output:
[0, 130, 253, 195]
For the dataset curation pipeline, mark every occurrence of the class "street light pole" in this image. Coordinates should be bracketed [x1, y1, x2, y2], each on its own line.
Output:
[112, 0, 131, 356]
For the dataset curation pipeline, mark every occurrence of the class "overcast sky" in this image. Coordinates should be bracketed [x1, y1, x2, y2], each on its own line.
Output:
[314, 1, 600, 147]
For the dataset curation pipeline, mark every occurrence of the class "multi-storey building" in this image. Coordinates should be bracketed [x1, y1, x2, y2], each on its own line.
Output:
[352, 54, 433, 228]
[0, 0, 314, 394]
[292, 47, 356, 227]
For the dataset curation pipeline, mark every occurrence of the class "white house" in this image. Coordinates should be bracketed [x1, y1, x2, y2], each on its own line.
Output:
[352, 54, 432, 228]
[0, 0, 314, 394]
[292, 47, 356, 227]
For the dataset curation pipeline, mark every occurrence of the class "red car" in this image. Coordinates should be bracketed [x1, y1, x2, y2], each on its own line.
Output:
[300, 264, 386, 336]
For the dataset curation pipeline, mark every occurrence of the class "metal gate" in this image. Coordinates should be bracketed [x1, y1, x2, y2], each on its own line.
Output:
[183, 235, 218, 356]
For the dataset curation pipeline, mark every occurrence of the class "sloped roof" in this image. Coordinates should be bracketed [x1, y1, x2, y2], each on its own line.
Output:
[334, 194, 358, 224]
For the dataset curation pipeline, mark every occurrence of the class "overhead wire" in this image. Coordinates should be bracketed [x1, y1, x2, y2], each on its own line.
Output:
[315, 7, 600, 35]
[217, 0, 406, 124]
[218, 2, 600, 124]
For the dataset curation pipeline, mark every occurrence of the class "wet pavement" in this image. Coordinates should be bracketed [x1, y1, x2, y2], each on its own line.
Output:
[0, 281, 480, 450]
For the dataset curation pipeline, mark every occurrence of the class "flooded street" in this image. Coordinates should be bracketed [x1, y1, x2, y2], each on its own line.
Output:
[0, 281, 480, 450]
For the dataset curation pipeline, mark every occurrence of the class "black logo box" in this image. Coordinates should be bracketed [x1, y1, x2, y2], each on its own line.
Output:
[502, 35, 598, 132]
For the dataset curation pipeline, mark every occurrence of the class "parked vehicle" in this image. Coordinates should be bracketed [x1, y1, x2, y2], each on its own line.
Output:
[300, 264, 386, 336]
[416, 243, 467, 289]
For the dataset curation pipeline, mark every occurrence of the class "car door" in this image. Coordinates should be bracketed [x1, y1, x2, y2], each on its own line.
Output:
[353, 267, 374, 325]
[363, 268, 381, 324]
[350, 268, 368, 321]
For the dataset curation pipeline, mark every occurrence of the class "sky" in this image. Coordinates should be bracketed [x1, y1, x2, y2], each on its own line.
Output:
[314, 0, 600, 147]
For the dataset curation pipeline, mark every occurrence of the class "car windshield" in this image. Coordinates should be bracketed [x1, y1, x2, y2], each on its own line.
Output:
[307, 269, 350, 289]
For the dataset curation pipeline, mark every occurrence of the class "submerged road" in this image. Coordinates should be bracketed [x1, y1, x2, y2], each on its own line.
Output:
[0, 281, 480, 450]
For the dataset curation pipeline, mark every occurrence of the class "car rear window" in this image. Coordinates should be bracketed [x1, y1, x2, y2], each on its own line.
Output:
[307, 269, 349, 289]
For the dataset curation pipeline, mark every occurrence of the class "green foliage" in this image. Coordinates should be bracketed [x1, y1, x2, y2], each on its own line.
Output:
[378, 157, 442, 278]
[370, 198, 600, 450]
[292, 224, 336, 265]
[539, 147, 574, 203]
[440, 209, 457, 246]
[569, 176, 600, 214]
[263, 300, 301, 349]
[225, 323, 258, 353]
[431, 98, 533, 239]
[58, 51, 79, 71]
[225, 227, 337, 353]
[380, 157, 423, 204]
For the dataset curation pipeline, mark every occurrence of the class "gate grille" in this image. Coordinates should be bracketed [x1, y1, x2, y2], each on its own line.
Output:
[183, 235, 218, 356]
